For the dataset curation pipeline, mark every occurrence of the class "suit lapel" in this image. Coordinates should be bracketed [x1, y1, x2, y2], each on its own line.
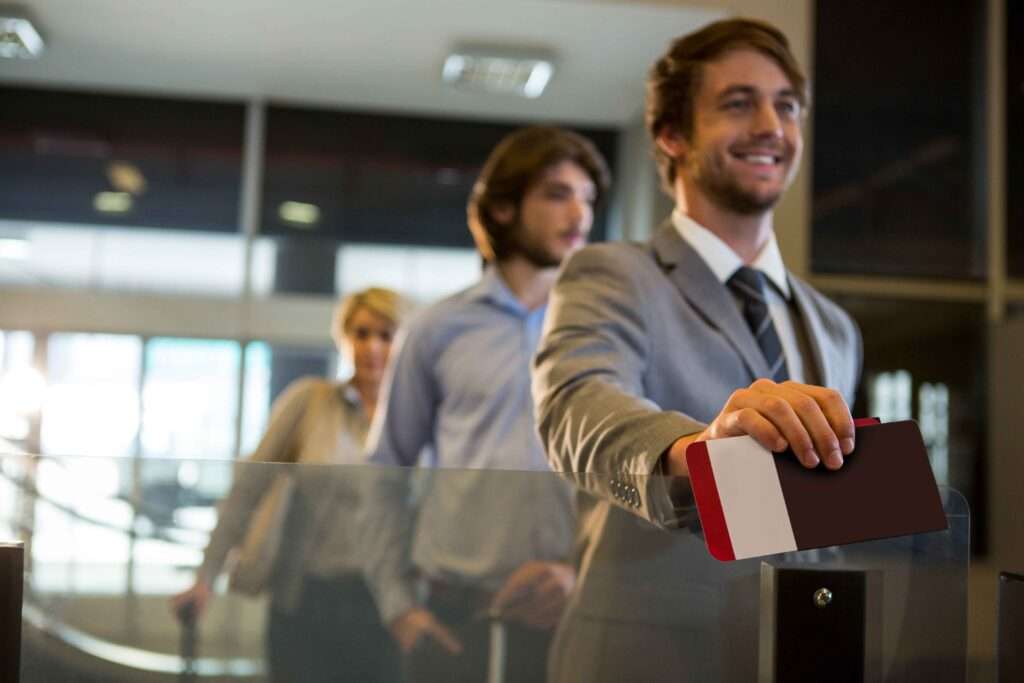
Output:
[789, 275, 835, 389]
[650, 221, 770, 380]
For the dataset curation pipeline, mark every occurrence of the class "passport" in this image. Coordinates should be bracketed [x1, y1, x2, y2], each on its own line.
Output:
[685, 419, 948, 561]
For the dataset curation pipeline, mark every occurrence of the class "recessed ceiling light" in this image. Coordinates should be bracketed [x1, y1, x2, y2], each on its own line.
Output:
[442, 46, 556, 99]
[107, 161, 148, 195]
[94, 191, 133, 214]
[0, 7, 44, 59]
[279, 201, 320, 228]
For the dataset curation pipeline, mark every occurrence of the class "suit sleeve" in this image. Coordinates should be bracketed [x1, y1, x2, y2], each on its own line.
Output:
[532, 245, 704, 529]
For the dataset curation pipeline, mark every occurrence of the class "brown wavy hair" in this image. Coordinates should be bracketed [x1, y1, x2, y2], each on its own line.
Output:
[467, 126, 611, 263]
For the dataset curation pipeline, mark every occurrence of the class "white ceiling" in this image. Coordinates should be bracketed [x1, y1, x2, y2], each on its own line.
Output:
[0, 0, 727, 126]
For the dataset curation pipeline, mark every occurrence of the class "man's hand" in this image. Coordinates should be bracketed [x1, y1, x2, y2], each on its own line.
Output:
[666, 379, 855, 476]
[490, 561, 575, 629]
[390, 607, 463, 655]
[169, 579, 213, 621]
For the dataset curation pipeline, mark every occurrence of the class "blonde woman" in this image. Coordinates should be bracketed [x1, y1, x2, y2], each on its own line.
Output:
[171, 287, 404, 683]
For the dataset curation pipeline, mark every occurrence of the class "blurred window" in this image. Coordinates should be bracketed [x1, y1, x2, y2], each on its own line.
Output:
[868, 370, 912, 423]
[0, 330, 39, 443]
[41, 333, 142, 459]
[259, 105, 618, 296]
[140, 338, 241, 462]
[0, 86, 245, 296]
[249, 239, 481, 302]
[919, 382, 950, 485]
[239, 341, 273, 457]
[336, 243, 480, 304]
[0, 221, 249, 295]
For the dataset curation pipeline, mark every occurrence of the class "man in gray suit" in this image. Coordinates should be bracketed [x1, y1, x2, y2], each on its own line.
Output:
[532, 18, 862, 681]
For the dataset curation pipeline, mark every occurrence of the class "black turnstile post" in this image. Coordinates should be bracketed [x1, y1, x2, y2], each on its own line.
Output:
[759, 563, 882, 683]
[1, 542, 24, 683]
[998, 571, 1023, 683]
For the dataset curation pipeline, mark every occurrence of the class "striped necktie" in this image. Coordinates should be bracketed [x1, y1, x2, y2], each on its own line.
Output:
[728, 266, 790, 382]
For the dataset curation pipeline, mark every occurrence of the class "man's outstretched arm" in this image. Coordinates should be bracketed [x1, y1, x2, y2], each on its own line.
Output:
[532, 246, 854, 527]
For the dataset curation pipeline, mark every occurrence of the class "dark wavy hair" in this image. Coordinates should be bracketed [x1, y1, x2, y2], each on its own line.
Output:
[467, 126, 611, 263]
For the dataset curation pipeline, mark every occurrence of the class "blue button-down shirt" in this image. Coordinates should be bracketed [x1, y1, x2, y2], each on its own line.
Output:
[362, 267, 575, 623]
[369, 266, 553, 470]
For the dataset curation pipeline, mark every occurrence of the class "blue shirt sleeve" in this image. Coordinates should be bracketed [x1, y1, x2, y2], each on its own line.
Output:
[360, 315, 441, 622]
[366, 314, 440, 467]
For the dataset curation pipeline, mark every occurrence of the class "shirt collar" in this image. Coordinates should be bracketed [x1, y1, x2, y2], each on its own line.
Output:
[467, 265, 533, 316]
[671, 209, 791, 299]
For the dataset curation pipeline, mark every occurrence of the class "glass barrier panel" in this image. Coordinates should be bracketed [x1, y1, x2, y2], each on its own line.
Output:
[1, 452, 968, 682]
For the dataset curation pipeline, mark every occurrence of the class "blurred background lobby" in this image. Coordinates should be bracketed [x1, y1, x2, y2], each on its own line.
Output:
[1, 0, 1022, 680]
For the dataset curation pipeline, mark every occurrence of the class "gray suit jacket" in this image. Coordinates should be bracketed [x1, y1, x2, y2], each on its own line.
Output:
[532, 221, 861, 628]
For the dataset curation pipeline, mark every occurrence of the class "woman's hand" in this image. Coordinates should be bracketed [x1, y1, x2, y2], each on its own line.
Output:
[169, 579, 213, 621]
[390, 607, 463, 655]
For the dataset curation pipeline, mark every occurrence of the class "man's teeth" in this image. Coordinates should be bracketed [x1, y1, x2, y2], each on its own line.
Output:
[741, 154, 776, 164]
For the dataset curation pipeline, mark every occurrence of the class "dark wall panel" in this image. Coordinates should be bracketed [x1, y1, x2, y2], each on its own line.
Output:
[1008, 0, 1024, 277]
[261, 105, 618, 248]
[812, 0, 986, 279]
[0, 87, 245, 232]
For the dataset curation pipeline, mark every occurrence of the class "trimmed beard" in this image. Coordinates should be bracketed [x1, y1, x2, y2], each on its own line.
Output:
[503, 225, 564, 269]
[689, 147, 793, 215]
[698, 172, 782, 214]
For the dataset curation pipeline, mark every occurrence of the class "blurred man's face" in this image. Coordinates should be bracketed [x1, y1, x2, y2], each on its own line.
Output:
[679, 48, 803, 214]
[507, 160, 596, 268]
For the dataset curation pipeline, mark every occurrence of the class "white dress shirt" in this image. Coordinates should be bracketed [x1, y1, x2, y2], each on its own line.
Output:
[672, 210, 806, 383]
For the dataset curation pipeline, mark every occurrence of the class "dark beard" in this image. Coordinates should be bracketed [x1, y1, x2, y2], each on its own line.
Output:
[690, 143, 791, 215]
[698, 172, 782, 214]
[504, 229, 563, 269]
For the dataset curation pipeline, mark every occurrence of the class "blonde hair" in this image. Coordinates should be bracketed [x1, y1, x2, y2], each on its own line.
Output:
[331, 287, 404, 348]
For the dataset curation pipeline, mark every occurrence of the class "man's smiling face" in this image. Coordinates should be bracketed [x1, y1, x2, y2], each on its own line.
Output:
[679, 48, 804, 215]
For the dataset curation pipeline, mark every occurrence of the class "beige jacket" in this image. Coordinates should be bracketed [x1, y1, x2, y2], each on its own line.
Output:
[198, 377, 370, 612]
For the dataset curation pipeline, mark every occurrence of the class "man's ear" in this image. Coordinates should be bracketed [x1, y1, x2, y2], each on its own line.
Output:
[655, 126, 688, 163]
[489, 201, 516, 227]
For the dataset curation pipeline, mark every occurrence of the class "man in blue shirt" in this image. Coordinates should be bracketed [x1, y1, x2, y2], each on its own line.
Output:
[362, 126, 611, 682]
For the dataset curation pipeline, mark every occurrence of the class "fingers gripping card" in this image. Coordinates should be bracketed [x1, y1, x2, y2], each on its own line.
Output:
[685, 420, 948, 561]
